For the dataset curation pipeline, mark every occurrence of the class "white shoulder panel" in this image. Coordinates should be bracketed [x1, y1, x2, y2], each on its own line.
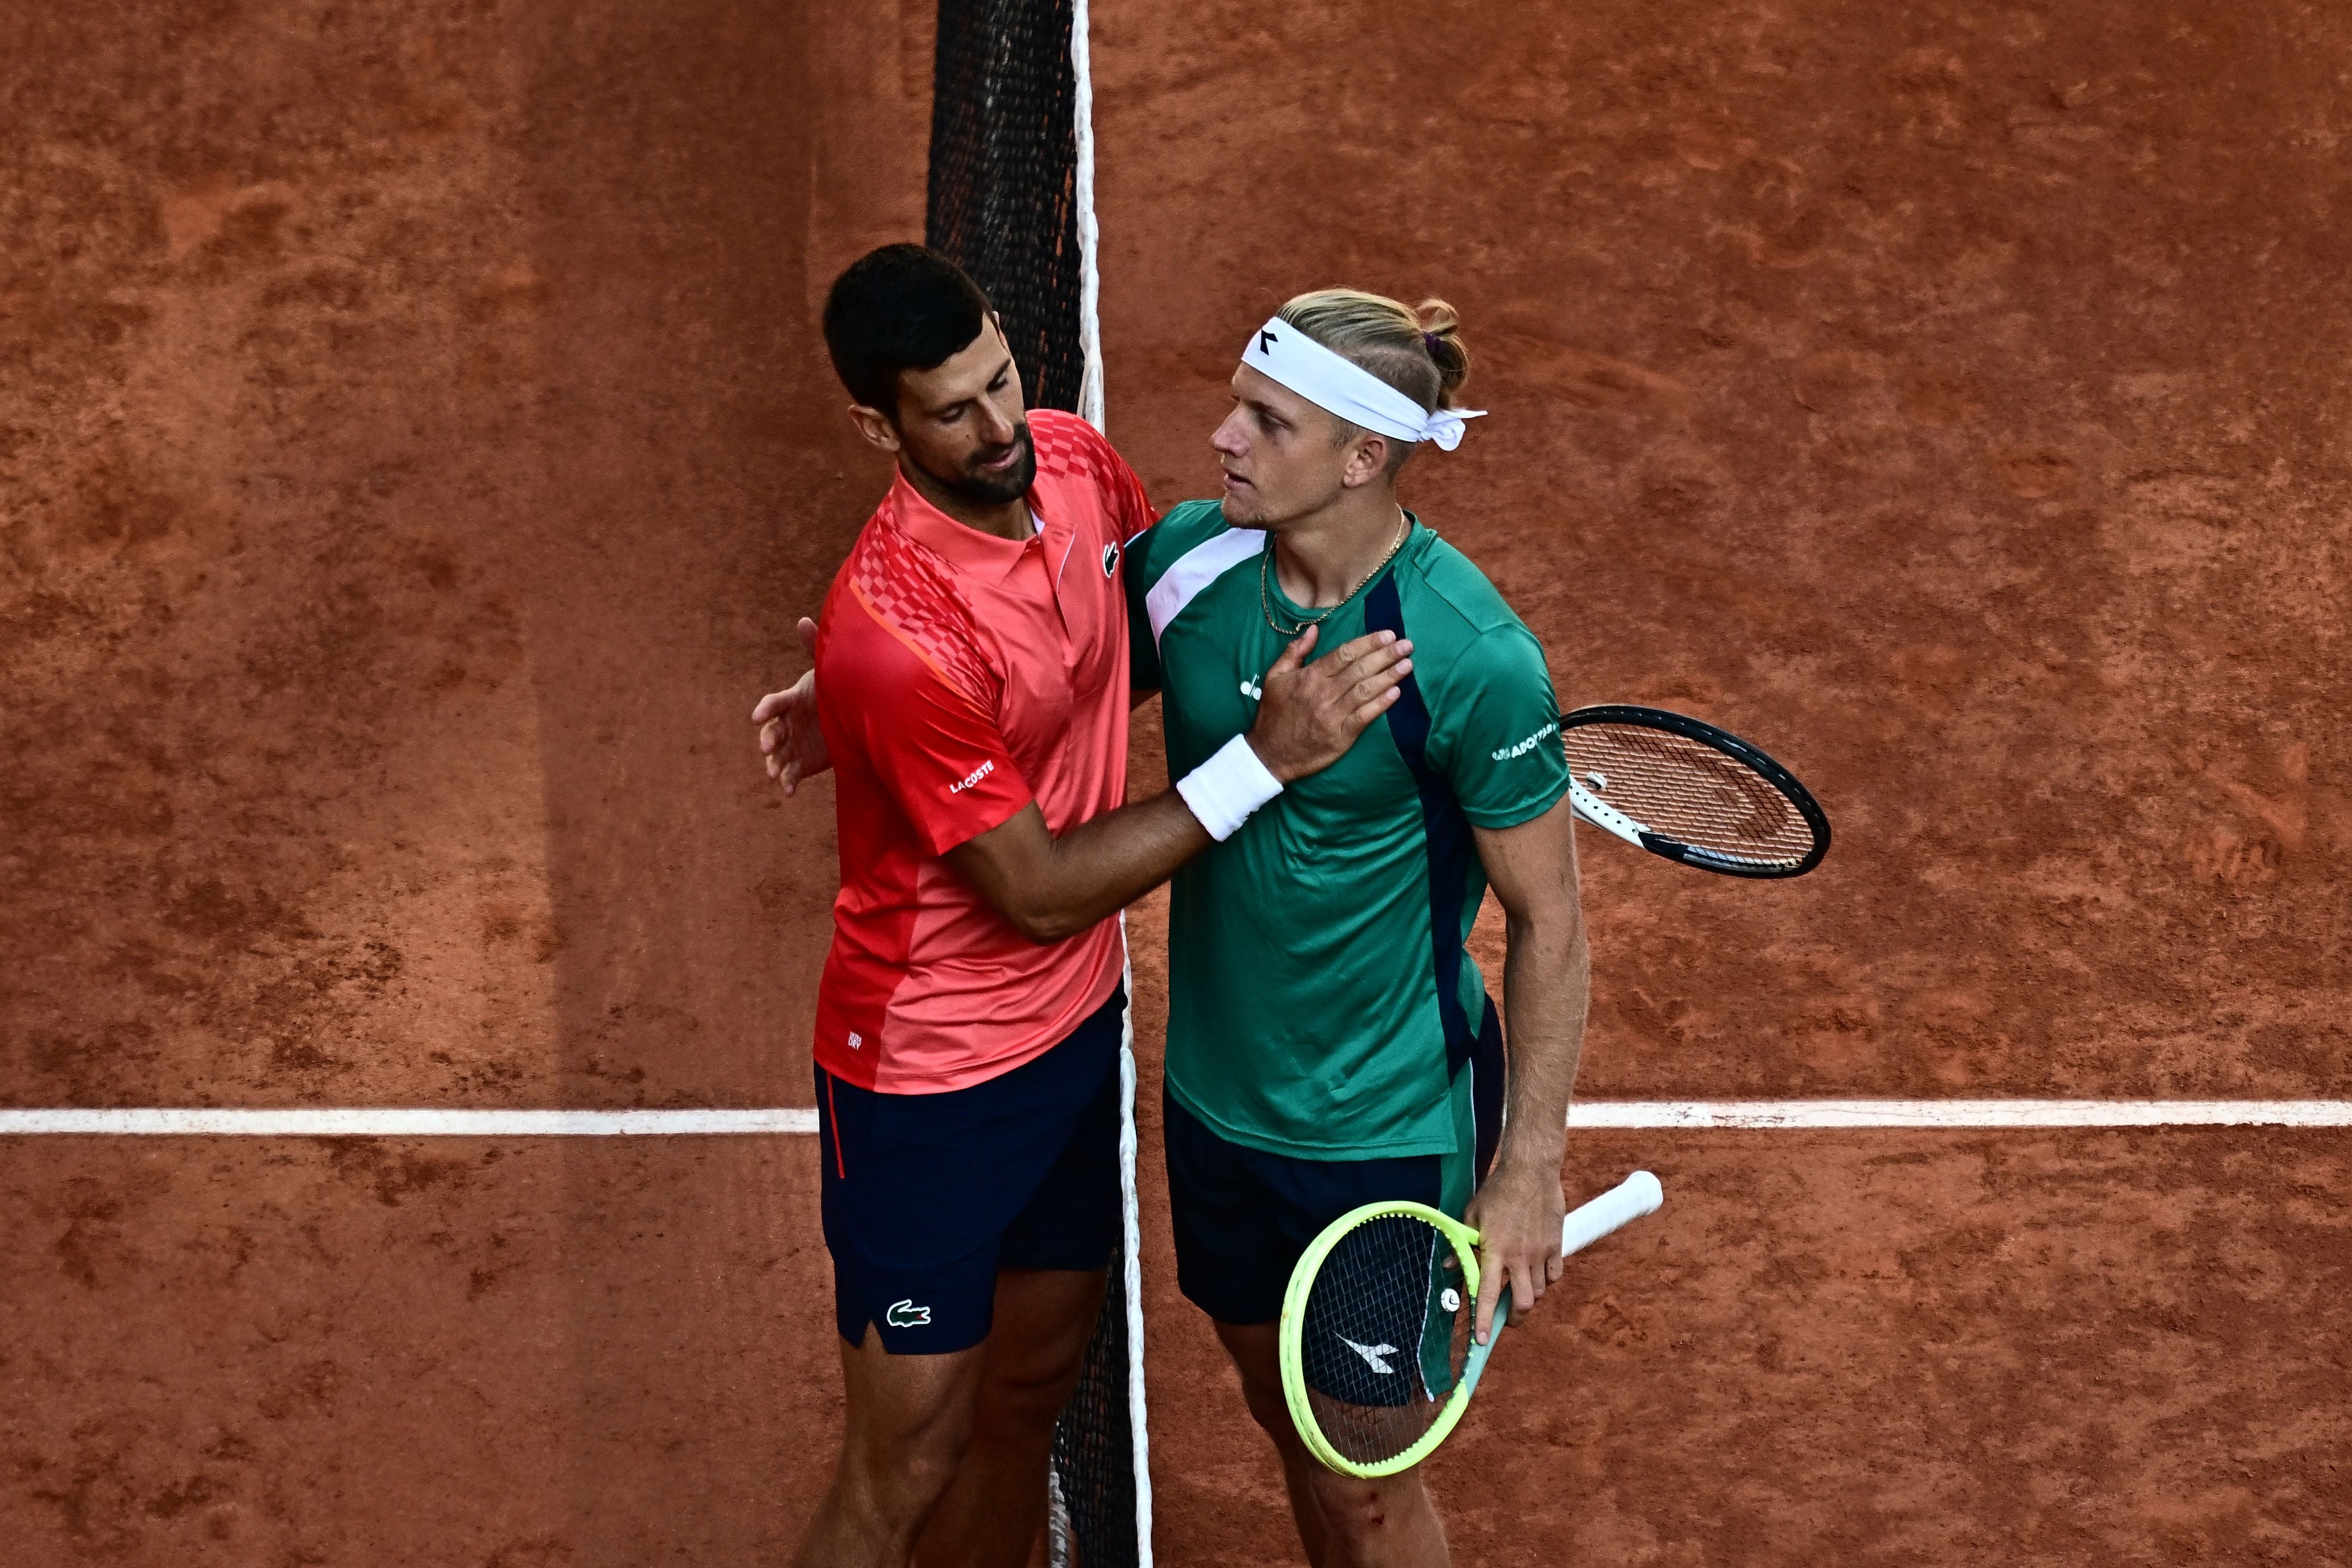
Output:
[1144, 527, 1266, 648]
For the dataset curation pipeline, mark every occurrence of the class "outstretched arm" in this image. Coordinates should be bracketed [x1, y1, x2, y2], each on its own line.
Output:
[1461, 793, 1590, 1342]
[947, 624, 1413, 942]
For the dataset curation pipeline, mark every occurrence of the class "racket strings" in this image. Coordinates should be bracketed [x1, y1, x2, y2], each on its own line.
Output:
[1297, 1215, 1475, 1467]
[1565, 724, 1815, 865]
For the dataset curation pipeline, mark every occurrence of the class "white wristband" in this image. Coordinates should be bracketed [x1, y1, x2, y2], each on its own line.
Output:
[1176, 734, 1284, 842]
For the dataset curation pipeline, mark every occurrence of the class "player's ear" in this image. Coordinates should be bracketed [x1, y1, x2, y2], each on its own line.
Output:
[846, 401, 903, 454]
[1338, 431, 1391, 489]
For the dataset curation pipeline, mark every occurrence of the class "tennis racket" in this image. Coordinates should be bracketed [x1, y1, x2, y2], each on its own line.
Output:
[1278, 1171, 1663, 1478]
[1562, 704, 1830, 878]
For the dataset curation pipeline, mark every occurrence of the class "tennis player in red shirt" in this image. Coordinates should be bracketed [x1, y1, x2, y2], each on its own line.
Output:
[779, 245, 1412, 1568]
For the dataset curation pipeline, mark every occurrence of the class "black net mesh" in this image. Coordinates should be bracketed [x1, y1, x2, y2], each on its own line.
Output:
[928, 0, 1088, 415]
[1046, 1243, 1139, 1567]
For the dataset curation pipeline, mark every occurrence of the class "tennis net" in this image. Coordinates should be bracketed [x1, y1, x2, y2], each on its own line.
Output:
[927, 5, 1142, 1563]
[928, 0, 1106, 430]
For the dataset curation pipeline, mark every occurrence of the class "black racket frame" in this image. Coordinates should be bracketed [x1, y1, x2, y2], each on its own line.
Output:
[1559, 703, 1833, 879]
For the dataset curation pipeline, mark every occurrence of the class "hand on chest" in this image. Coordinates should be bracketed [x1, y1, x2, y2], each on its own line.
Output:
[1163, 614, 1410, 806]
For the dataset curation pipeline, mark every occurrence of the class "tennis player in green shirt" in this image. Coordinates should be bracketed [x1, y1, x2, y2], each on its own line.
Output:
[758, 286, 1587, 1567]
[1123, 290, 1587, 1566]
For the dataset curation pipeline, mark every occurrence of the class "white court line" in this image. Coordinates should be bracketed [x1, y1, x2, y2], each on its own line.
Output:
[1567, 1100, 2352, 1129]
[0, 1102, 2349, 1136]
[0, 1108, 819, 1136]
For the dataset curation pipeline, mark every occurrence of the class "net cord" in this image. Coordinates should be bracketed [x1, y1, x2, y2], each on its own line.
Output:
[1071, 0, 1105, 433]
[1115, 912, 1153, 1564]
[1077, 8, 1143, 1555]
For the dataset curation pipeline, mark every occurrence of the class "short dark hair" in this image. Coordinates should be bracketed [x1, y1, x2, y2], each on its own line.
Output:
[822, 243, 994, 419]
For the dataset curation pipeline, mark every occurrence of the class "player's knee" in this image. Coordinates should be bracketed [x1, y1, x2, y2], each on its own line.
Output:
[903, 1429, 969, 1500]
[852, 1415, 970, 1514]
[1314, 1474, 1416, 1544]
[846, 1387, 977, 1510]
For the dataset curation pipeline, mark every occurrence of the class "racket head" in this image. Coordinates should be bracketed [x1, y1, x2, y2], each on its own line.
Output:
[1561, 704, 1831, 878]
[1279, 1200, 1484, 1478]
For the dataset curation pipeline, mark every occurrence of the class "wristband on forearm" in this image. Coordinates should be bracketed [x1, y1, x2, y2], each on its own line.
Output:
[1175, 733, 1283, 842]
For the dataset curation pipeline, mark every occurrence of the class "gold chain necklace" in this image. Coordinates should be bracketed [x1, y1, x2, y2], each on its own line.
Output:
[1259, 511, 1411, 637]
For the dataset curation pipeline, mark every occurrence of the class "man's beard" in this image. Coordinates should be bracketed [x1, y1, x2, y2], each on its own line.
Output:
[916, 423, 1037, 507]
[1219, 490, 1268, 528]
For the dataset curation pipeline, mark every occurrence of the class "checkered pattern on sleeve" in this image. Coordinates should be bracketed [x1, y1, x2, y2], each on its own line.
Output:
[844, 514, 1002, 714]
[1030, 409, 1156, 541]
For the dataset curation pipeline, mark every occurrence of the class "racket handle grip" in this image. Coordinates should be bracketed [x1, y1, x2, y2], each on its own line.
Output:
[1561, 1170, 1664, 1257]
[1462, 1281, 1514, 1392]
[1467, 1173, 1662, 1386]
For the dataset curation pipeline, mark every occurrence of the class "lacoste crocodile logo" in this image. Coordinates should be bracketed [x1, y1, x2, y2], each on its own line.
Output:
[885, 1299, 931, 1329]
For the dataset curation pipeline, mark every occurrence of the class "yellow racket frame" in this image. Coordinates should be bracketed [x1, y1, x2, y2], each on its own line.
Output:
[1278, 1172, 1664, 1477]
[1277, 1199, 1490, 1479]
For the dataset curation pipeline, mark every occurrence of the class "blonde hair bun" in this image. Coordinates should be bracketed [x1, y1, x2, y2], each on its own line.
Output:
[1412, 299, 1471, 404]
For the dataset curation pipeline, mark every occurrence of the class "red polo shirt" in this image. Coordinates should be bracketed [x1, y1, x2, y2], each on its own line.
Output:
[812, 410, 1155, 1092]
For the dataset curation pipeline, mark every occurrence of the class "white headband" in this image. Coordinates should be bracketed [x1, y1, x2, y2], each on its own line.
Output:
[1240, 316, 1486, 452]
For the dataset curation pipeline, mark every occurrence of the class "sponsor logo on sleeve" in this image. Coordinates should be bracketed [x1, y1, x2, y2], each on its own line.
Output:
[1102, 541, 1120, 577]
[1490, 720, 1560, 762]
[948, 759, 996, 794]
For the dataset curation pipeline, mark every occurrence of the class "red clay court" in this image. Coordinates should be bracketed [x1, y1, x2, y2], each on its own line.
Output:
[5, 2, 2349, 1564]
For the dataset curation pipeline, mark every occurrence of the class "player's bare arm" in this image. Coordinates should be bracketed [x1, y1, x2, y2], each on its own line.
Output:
[1460, 791, 1590, 1343]
[949, 621, 1412, 943]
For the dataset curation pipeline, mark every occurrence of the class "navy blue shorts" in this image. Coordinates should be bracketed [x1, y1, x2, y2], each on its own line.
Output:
[817, 984, 1125, 1354]
[1163, 1079, 1491, 1328]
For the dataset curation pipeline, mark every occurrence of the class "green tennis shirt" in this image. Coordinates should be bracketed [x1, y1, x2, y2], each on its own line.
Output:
[1127, 501, 1571, 1161]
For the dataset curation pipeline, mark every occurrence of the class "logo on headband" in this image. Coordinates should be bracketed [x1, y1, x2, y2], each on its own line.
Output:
[1259, 328, 1278, 354]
